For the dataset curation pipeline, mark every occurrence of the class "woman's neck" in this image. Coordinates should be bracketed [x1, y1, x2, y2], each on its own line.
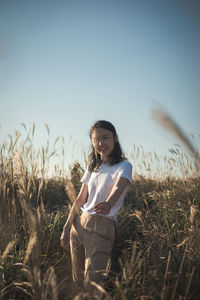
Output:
[102, 156, 110, 163]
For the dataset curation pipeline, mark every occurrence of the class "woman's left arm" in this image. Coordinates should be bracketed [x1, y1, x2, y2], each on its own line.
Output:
[94, 177, 130, 215]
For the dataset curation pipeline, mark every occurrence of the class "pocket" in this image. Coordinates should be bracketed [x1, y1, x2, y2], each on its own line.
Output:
[80, 212, 115, 241]
[80, 212, 89, 228]
[81, 213, 96, 232]
[102, 219, 115, 242]
[88, 216, 115, 241]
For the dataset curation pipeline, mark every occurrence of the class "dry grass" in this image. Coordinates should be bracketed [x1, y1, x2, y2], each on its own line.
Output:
[0, 122, 200, 299]
[152, 106, 200, 170]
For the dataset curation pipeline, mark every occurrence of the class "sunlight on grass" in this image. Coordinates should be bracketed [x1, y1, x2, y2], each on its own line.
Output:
[0, 119, 199, 299]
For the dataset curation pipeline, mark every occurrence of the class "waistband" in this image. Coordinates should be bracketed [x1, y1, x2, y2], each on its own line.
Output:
[80, 211, 115, 224]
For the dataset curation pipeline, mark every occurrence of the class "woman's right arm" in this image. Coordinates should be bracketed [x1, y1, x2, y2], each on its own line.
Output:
[60, 183, 88, 250]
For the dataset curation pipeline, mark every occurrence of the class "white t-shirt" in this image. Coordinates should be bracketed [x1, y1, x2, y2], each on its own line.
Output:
[80, 160, 133, 221]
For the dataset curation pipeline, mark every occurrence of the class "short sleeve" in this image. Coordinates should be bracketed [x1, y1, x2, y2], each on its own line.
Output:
[117, 161, 133, 183]
[80, 168, 91, 185]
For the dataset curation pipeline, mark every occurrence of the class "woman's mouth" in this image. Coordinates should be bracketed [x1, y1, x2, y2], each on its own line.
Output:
[100, 148, 108, 152]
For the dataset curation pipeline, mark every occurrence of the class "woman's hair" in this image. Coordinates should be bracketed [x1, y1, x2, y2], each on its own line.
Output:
[88, 120, 126, 172]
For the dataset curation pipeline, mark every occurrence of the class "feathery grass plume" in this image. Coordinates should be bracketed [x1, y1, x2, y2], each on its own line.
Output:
[190, 205, 198, 225]
[0, 241, 15, 263]
[134, 210, 144, 226]
[24, 232, 37, 264]
[65, 177, 81, 221]
[21, 123, 27, 133]
[20, 196, 37, 235]
[43, 212, 60, 262]
[65, 178, 77, 204]
[152, 106, 200, 167]
[44, 123, 50, 137]
[9, 264, 59, 300]
[31, 123, 35, 139]
[42, 267, 58, 300]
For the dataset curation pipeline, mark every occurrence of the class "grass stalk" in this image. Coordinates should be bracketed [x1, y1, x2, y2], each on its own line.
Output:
[161, 251, 171, 300]
[171, 246, 187, 300]
[184, 266, 195, 300]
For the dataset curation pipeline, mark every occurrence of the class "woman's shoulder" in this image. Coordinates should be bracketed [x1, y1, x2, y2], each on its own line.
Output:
[118, 159, 132, 169]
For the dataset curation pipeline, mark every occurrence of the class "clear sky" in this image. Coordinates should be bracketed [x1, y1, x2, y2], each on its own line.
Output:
[0, 0, 200, 170]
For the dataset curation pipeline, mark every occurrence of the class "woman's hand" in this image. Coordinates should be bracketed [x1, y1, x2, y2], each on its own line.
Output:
[60, 226, 70, 251]
[94, 201, 111, 215]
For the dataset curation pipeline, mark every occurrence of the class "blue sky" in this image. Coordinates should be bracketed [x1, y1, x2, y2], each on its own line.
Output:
[0, 0, 200, 169]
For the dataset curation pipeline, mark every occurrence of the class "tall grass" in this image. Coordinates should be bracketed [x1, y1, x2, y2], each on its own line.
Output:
[0, 122, 200, 299]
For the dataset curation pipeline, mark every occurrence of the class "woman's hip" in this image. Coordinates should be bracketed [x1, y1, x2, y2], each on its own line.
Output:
[80, 211, 115, 241]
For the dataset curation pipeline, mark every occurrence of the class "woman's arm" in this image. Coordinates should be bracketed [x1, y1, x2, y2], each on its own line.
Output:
[60, 183, 88, 250]
[94, 177, 130, 214]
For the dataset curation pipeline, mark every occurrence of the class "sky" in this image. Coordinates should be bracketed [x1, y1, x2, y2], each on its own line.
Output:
[0, 0, 200, 172]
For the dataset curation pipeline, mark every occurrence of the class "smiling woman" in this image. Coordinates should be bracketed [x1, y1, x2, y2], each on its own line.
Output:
[91, 128, 116, 161]
[60, 120, 133, 288]
[88, 120, 126, 172]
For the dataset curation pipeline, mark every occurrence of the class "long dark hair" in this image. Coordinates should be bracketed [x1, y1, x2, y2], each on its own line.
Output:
[88, 120, 126, 172]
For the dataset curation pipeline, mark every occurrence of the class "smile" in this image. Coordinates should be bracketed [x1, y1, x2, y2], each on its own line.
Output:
[100, 148, 108, 152]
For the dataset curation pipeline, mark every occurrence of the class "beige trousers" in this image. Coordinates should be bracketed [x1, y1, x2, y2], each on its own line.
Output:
[70, 211, 115, 288]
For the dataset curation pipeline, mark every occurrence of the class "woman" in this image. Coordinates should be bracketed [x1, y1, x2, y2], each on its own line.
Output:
[60, 120, 132, 288]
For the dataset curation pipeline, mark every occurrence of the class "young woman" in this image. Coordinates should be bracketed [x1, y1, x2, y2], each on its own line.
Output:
[60, 120, 132, 288]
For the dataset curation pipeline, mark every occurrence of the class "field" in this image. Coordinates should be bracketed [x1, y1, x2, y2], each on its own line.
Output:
[0, 124, 200, 300]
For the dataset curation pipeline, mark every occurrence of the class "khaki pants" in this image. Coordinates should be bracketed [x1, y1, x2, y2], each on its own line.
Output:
[70, 211, 115, 288]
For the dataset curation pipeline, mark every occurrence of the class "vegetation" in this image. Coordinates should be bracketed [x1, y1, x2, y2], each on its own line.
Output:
[0, 122, 200, 299]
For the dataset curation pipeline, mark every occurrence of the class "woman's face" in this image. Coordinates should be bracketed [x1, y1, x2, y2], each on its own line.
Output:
[91, 127, 117, 162]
